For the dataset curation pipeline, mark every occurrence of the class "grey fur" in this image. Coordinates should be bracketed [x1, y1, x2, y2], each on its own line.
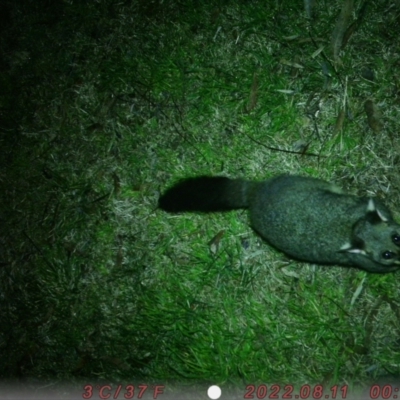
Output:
[159, 175, 400, 273]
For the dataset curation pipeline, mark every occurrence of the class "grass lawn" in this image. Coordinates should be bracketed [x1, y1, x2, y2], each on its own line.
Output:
[1, 0, 400, 398]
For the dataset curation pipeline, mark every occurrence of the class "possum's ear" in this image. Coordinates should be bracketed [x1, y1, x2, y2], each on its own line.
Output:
[339, 240, 367, 255]
[366, 199, 388, 223]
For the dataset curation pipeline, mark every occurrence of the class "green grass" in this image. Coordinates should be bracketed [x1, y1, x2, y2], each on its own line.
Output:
[1, 0, 400, 396]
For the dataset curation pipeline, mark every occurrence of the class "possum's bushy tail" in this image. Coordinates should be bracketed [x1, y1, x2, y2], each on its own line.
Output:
[158, 176, 253, 212]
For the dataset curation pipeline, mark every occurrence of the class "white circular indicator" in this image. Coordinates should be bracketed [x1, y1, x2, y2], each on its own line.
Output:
[208, 385, 222, 399]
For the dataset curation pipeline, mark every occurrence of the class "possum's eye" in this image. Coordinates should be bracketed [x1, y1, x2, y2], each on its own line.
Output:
[382, 250, 395, 260]
[392, 234, 400, 246]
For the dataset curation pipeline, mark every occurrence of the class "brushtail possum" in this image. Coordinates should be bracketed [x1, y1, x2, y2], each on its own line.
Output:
[158, 175, 400, 273]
